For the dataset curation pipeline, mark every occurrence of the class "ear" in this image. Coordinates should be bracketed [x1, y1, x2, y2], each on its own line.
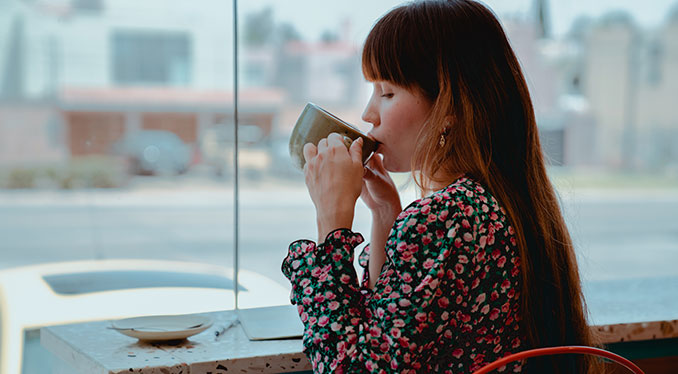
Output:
[443, 115, 454, 129]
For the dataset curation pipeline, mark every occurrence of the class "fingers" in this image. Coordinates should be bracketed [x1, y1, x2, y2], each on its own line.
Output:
[317, 137, 329, 153]
[303, 143, 317, 164]
[349, 137, 363, 164]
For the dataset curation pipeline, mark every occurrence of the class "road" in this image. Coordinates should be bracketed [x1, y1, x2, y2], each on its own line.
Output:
[1, 179, 678, 288]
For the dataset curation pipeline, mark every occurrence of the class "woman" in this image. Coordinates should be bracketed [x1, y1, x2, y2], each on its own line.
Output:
[282, 1, 600, 372]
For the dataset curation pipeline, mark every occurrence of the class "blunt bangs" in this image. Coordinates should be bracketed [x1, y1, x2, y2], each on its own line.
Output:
[362, 6, 417, 89]
[361, 3, 440, 100]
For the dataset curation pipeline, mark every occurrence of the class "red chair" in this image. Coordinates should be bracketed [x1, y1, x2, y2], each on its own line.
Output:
[472, 346, 645, 374]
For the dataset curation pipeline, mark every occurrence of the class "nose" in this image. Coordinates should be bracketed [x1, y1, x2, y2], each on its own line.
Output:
[361, 99, 379, 127]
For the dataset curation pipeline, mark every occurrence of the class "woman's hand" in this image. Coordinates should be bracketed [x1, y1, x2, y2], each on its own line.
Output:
[361, 154, 402, 219]
[361, 155, 402, 288]
[303, 133, 364, 243]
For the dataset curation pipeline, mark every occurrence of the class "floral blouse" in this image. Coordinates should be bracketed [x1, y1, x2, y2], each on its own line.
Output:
[282, 177, 524, 373]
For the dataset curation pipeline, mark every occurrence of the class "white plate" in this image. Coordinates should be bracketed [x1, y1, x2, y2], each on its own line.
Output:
[110, 314, 212, 341]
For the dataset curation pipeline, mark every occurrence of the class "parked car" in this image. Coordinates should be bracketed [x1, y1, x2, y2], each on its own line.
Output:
[200, 123, 271, 178]
[113, 130, 192, 175]
[0, 259, 290, 374]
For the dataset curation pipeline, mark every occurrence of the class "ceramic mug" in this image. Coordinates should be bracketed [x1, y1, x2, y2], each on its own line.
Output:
[288, 102, 378, 169]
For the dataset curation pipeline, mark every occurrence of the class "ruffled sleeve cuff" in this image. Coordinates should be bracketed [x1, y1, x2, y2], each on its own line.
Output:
[281, 228, 364, 281]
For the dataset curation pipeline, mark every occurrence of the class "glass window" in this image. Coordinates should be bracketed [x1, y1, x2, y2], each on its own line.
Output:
[112, 30, 192, 86]
[1, 0, 677, 372]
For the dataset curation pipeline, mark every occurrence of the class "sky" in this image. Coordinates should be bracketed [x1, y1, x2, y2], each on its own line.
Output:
[239, 0, 678, 43]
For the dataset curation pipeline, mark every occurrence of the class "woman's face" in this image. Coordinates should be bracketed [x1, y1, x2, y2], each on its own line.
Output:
[362, 81, 433, 172]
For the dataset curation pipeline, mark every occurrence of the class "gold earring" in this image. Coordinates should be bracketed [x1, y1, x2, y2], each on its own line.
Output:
[439, 133, 446, 147]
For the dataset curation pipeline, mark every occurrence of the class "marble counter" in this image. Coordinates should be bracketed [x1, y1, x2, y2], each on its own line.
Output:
[41, 310, 311, 374]
[41, 277, 678, 374]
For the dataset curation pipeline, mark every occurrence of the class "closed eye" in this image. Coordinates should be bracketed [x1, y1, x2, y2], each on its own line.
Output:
[381, 93, 394, 98]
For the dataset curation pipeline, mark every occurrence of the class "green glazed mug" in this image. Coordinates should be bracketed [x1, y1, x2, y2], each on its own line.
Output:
[288, 102, 378, 169]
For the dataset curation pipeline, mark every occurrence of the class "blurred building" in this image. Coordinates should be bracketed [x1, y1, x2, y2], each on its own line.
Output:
[580, 10, 678, 171]
[0, 0, 284, 166]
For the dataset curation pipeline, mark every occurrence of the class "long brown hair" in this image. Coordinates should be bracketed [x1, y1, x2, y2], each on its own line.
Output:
[363, 1, 601, 373]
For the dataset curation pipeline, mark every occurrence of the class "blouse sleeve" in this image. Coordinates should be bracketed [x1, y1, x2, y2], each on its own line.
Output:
[281, 191, 520, 373]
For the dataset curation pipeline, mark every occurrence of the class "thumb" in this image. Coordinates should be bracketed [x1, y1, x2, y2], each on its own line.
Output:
[349, 137, 363, 164]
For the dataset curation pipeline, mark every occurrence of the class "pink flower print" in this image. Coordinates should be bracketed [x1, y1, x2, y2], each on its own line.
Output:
[497, 255, 507, 268]
[390, 327, 402, 339]
[331, 322, 342, 331]
[439, 210, 449, 220]
[340, 274, 352, 284]
[490, 308, 500, 320]
[415, 312, 427, 322]
[396, 241, 407, 252]
[471, 277, 481, 289]
[512, 337, 521, 348]
[488, 233, 496, 245]
[427, 213, 437, 223]
[393, 319, 406, 328]
[401, 251, 413, 262]
[452, 348, 464, 359]
[455, 263, 464, 274]
[438, 297, 450, 308]
[447, 227, 457, 238]
[324, 290, 336, 300]
[401, 284, 412, 293]
[508, 288, 516, 299]
[462, 219, 471, 229]
[398, 298, 411, 307]
[421, 198, 432, 205]
[454, 237, 463, 248]
[313, 294, 325, 303]
[481, 304, 490, 314]
[303, 286, 313, 295]
[317, 272, 329, 283]
[308, 316, 317, 325]
[407, 243, 420, 253]
[332, 253, 343, 262]
[406, 218, 417, 227]
[476, 293, 486, 304]
[421, 204, 431, 215]
[423, 258, 435, 269]
[387, 302, 398, 313]
[328, 301, 340, 310]
[482, 204, 490, 213]
[458, 254, 469, 263]
[511, 265, 520, 277]
[391, 358, 399, 370]
[416, 224, 427, 234]
[302, 297, 312, 305]
[479, 235, 487, 248]
[491, 290, 499, 301]
[422, 235, 432, 245]
[463, 232, 473, 242]
[464, 205, 474, 216]
[318, 316, 329, 327]
[502, 302, 511, 313]
[501, 279, 511, 292]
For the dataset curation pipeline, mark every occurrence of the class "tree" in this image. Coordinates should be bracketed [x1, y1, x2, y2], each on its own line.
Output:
[243, 7, 274, 47]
